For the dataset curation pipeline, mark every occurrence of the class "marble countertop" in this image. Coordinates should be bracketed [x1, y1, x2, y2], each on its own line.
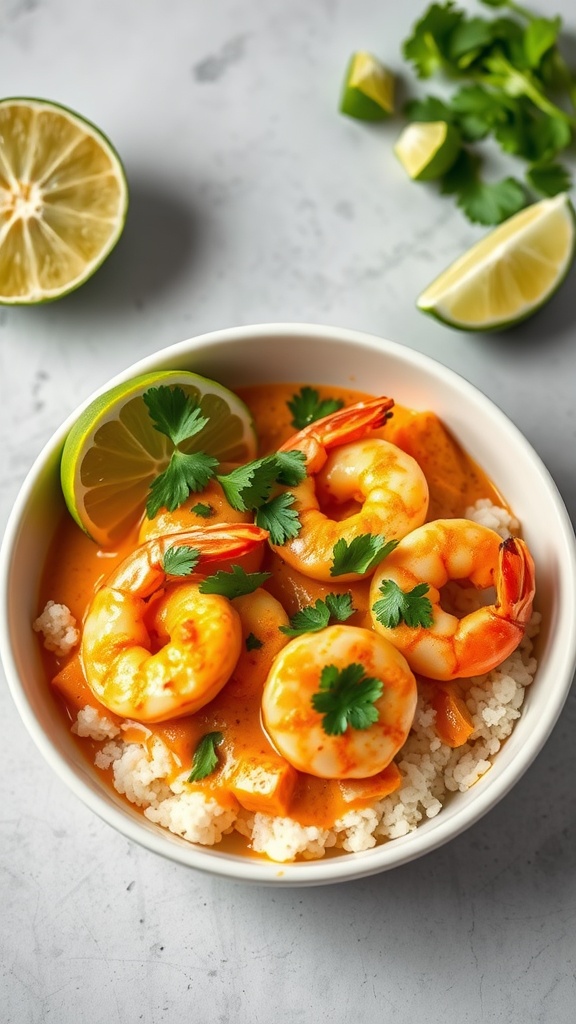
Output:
[1, 1, 575, 1021]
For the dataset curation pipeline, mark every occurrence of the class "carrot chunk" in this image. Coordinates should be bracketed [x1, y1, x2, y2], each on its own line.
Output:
[229, 757, 297, 816]
[429, 682, 474, 748]
[338, 762, 402, 807]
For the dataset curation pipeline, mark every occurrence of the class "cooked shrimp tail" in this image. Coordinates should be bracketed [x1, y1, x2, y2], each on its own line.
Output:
[107, 523, 269, 597]
[497, 536, 535, 627]
[280, 396, 394, 471]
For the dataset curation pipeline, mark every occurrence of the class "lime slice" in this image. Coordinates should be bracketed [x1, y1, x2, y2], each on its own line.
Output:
[61, 371, 258, 547]
[0, 97, 128, 304]
[417, 193, 575, 331]
[340, 52, 395, 121]
[394, 121, 460, 181]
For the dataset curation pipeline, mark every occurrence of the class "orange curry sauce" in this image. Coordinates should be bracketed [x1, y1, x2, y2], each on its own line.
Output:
[39, 383, 504, 833]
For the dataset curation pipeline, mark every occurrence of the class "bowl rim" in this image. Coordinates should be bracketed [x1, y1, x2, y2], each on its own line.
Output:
[2, 321, 576, 885]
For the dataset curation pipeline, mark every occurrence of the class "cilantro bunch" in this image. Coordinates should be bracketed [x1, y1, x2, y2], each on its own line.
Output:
[402, 0, 575, 224]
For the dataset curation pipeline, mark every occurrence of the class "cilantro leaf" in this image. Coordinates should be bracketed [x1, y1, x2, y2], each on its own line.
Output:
[287, 387, 344, 430]
[405, 95, 456, 125]
[256, 492, 302, 546]
[143, 386, 208, 446]
[217, 457, 278, 512]
[279, 592, 355, 637]
[146, 450, 219, 518]
[402, 2, 464, 78]
[311, 663, 383, 736]
[330, 534, 398, 577]
[523, 17, 561, 70]
[187, 732, 223, 782]
[441, 150, 527, 225]
[372, 580, 434, 629]
[190, 502, 215, 518]
[162, 544, 200, 577]
[199, 564, 271, 599]
[527, 162, 572, 196]
[448, 17, 494, 68]
[245, 632, 263, 651]
[450, 85, 508, 141]
[272, 450, 307, 487]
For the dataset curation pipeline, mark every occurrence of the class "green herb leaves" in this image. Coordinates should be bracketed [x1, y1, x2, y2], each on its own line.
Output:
[143, 385, 219, 518]
[199, 565, 271, 599]
[287, 387, 344, 430]
[162, 544, 201, 577]
[217, 451, 306, 545]
[187, 732, 224, 782]
[373, 580, 434, 629]
[312, 663, 383, 736]
[280, 592, 355, 637]
[331, 534, 398, 577]
[401, 0, 575, 224]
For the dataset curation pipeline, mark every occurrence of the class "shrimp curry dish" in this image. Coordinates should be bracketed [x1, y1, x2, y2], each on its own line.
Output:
[34, 375, 539, 863]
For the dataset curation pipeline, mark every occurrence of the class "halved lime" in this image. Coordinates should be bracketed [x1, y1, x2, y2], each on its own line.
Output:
[340, 52, 395, 121]
[394, 121, 460, 181]
[417, 193, 575, 331]
[0, 97, 128, 304]
[61, 371, 258, 547]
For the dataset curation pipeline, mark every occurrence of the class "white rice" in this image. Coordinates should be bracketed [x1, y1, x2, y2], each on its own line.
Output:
[33, 600, 79, 656]
[58, 500, 539, 863]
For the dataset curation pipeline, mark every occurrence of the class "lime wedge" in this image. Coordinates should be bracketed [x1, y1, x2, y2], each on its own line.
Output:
[61, 371, 258, 547]
[394, 121, 460, 181]
[0, 97, 128, 304]
[417, 193, 575, 331]
[340, 52, 395, 121]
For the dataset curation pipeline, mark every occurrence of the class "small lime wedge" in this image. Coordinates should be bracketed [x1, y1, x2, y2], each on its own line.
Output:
[394, 121, 460, 181]
[340, 52, 395, 121]
[0, 97, 128, 304]
[416, 193, 575, 331]
[61, 371, 258, 547]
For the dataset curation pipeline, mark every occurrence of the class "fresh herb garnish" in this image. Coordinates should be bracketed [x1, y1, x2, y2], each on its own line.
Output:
[399, 0, 575, 224]
[287, 386, 345, 430]
[280, 592, 355, 637]
[216, 452, 306, 512]
[147, 451, 219, 519]
[311, 663, 383, 736]
[256, 492, 302, 546]
[143, 385, 219, 518]
[199, 564, 271, 599]
[372, 579, 434, 628]
[191, 502, 215, 518]
[162, 544, 201, 577]
[187, 731, 224, 782]
[330, 534, 398, 577]
[245, 632, 264, 651]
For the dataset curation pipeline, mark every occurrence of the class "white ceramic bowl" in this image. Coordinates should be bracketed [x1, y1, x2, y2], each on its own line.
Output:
[2, 324, 575, 885]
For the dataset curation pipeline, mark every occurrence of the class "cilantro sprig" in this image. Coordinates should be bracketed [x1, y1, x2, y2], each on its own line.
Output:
[198, 564, 271, 599]
[187, 732, 224, 782]
[162, 544, 200, 577]
[399, 0, 576, 224]
[330, 534, 398, 577]
[372, 580, 434, 629]
[190, 502, 215, 519]
[311, 663, 383, 736]
[280, 592, 355, 637]
[287, 387, 345, 430]
[216, 451, 306, 512]
[143, 386, 220, 518]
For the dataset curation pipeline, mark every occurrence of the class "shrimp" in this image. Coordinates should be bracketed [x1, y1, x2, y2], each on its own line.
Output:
[369, 519, 535, 681]
[231, 588, 290, 690]
[272, 397, 429, 582]
[262, 624, 417, 779]
[138, 480, 265, 574]
[81, 523, 268, 722]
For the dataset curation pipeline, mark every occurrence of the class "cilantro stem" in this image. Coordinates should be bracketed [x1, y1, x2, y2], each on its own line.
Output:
[480, 56, 576, 126]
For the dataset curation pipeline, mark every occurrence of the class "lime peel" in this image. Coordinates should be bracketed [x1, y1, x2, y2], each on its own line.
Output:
[340, 52, 395, 121]
[394, 121, 461, 181]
